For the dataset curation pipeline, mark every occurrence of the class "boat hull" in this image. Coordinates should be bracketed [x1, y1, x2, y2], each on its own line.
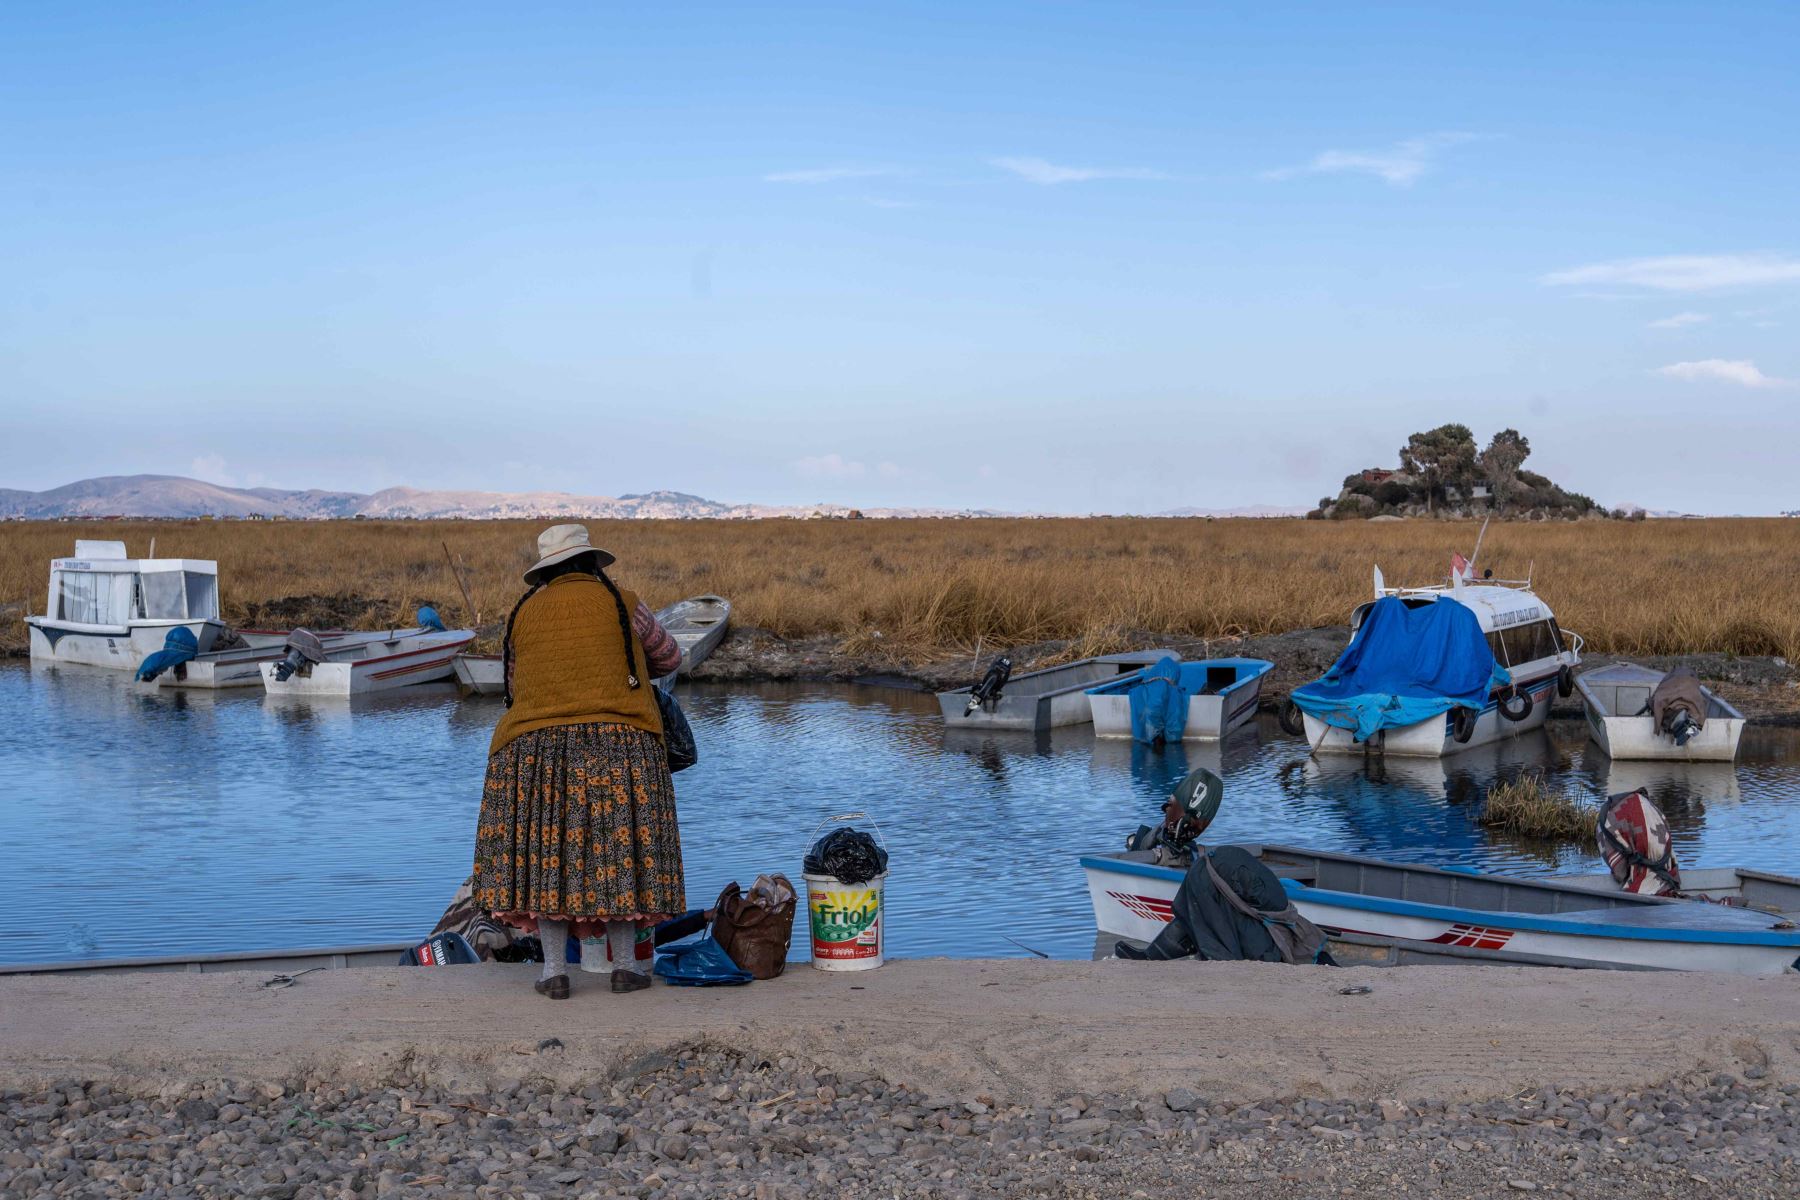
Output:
[453, 653, 504, 695]
[27, 618, 227, 670]
[156, 630, 432, 690]
[1083, 851, 1800, 975]
[261, 632, 474, 696]
[1089, 660, 1270, 741]
[940, 652, 1175, 731]
[1303, 672, 1559, 758]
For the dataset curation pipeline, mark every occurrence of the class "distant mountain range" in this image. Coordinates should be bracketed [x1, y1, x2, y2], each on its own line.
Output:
[0, 475, 1317, 521]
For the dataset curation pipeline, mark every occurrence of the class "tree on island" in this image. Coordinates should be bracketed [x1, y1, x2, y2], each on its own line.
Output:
[1313, 423, 1598, 520]
[1477, 428, 1530, 510]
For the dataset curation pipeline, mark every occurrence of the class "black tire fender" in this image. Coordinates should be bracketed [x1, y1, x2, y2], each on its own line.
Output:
[1557, 665, 1575, 699]
[1278, 699, 1306, 737]
[1498, 687, 1534, 723]
[1451, 706, 1477, 743]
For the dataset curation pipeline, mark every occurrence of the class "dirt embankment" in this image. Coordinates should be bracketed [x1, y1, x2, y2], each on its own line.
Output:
[690, 626, 1800, 725]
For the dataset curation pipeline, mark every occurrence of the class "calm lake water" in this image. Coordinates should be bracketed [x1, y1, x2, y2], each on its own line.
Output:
[4, 660, 1798, 964]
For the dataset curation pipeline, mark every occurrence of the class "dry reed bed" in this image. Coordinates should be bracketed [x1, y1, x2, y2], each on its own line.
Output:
[3, 518, 1798, 663]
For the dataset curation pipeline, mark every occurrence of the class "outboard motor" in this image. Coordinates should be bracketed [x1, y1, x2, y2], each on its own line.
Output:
[1596, 790, 1681, 897]
[1644, 666, 1706, 746]
[417, 605, 446, 632]
[272, 629, 328, 682]
[964, 655, 1013, 716]
[135, 626, 199, 682]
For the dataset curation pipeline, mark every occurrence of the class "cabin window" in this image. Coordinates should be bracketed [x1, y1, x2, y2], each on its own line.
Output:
[56, 570, 135, 625]
[1501, 620, 1560, 665]
[140, 571, 187, 619]
[1486, 630, 1508, 664]
[184, 572, 219, 620]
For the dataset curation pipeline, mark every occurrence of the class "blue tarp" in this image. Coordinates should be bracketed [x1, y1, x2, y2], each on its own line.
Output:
[1290, 596, 1508, 742]
[1128, 655, 1188, 745]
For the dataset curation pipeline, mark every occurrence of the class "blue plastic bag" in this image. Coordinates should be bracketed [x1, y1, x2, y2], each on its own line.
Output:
[653, 934, 753, 986]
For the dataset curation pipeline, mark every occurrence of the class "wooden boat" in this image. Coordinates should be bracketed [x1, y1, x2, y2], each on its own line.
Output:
[451, 595, 731, 696]
[0, 943, 413, 978]
[260, 629, 475, 696]
[1576, 662, 1745, 762]
[1087, 658, 1273, 741]
[152, 629, 438, 689]
[656, 594, 732, 681]
[939, 652, 1176, 732]
[1083, 844, 1800, 975]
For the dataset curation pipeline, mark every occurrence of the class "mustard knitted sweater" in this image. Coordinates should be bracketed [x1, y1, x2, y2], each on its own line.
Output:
[489, 574, 664, 756]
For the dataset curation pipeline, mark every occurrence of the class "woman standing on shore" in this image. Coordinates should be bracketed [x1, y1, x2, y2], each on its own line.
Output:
[473, 524, 685, 999]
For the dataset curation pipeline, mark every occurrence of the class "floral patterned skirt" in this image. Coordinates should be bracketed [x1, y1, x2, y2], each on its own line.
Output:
[473, 721, 684, 937]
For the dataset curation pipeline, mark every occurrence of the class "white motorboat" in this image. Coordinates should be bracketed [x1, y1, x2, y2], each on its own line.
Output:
[1086, 658, 1273, 741]
[148, 627, 446, 689]
[453, 652, 503, 696]
[1293, 558, 1582, 758]
[1084, 844, 1800, 976]
[25, 541, 228, 670]
[1576, 662, 1745, 762]
[260, 629, 475, 696]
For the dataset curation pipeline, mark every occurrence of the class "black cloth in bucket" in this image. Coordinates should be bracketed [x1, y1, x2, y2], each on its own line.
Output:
[803, 828, 888, 884]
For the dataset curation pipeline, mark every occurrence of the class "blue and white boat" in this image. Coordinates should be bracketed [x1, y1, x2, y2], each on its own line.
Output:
[1288, 559, 1582, 757]
[1086, 657, 1274, 742]
[1083, 844, 1800, 975]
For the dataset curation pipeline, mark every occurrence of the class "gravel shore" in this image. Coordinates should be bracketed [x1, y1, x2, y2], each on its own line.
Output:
[5, 1047, 1795, 1199]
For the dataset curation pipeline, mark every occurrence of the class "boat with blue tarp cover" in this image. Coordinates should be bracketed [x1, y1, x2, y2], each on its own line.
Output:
[1087, 656, 1274, 742]
[1289, 556, 1582, 757]
[1083, 844, 1800, 975]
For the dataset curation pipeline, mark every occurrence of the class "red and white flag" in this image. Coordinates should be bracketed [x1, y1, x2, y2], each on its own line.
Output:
[1450, 552, 1470, 582]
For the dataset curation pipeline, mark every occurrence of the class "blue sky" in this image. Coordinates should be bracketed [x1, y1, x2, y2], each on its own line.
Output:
[2, 2, 1796, 513]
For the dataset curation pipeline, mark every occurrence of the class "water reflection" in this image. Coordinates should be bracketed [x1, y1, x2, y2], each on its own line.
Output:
[3, 665, 1797, 965]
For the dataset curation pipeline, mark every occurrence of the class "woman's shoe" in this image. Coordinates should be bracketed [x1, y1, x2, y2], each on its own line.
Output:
[534, 974, 571, 1000]
[610, 969, 651, 994]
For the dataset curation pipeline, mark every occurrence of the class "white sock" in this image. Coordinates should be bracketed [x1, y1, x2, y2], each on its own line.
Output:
[539, 920, 569, 981]
[606, 920, 644, 974]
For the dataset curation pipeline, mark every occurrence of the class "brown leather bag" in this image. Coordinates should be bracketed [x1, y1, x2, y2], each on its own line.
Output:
[712, 874, 797, 980]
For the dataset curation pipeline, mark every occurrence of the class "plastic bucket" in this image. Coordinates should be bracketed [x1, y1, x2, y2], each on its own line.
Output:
[805, 871, 886, 971]
[803, 810, 888, 972]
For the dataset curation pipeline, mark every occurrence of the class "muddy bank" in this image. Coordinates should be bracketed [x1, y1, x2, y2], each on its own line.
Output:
[688, 626, 1800, 724]
[1, 960, 1793, 1106]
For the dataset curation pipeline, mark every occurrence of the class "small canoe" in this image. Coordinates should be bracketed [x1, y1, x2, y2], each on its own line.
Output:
[940, 652, 1177, 731]
[656, 594, 732, 683]
[1576, 662, 1745, 762]
[450, 595, 731, 697]
[1086, 658, 1273, 741]
[261, 629, 475, 696]
[154, 629, 437, 689]
[1083, 844, 1800, 975]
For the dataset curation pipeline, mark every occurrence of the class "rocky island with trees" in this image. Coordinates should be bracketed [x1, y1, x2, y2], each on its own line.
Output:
[1310, 424, 1612, 520]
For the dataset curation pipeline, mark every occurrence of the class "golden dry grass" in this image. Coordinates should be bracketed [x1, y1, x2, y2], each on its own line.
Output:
[1478, 775, 1598, 841]
[3, 517, 1798, 662]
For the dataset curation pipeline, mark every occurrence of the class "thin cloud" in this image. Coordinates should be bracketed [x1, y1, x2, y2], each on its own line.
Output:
[990, 156, 1168, 185]
[1262, 133, 1478, 187]
[1647, 312, 1710, 329]
[794, 453, 867, 479]
[1654, 359, 1787, 388]
[764, 166, 900, 184]
[1544, 254, 1800, 292]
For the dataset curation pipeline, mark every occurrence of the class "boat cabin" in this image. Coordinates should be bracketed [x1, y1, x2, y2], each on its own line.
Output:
[45, 541, 220, 628]
[1350, 583, 1578, 686]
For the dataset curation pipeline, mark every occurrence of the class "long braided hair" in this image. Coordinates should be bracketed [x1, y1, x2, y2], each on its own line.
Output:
[502, 551, 641, 707]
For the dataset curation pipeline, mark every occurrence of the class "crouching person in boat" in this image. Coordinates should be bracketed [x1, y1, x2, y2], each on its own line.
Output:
[1115, 768, 1335, 965]
[472, 524, 686, 999]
